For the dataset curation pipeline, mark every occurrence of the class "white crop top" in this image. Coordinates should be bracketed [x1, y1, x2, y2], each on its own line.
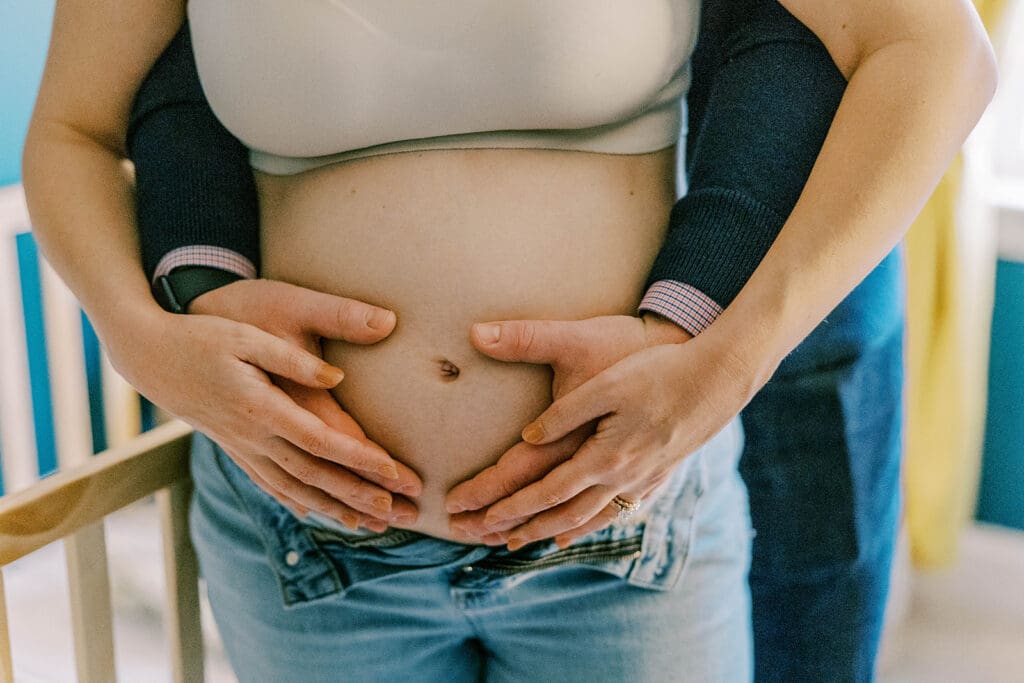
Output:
[185, 0, 700, 176]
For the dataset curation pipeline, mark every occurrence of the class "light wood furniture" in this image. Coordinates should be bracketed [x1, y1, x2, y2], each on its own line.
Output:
[0, 420, 201, 683]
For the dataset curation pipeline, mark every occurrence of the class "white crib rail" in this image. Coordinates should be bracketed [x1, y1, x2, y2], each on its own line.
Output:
[0, 184, 39, 495]
[0, 181, 191, 682]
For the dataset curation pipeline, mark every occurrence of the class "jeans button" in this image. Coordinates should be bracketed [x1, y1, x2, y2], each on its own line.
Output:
[285, 550, 300, 567]
[462, 565, 474, 573]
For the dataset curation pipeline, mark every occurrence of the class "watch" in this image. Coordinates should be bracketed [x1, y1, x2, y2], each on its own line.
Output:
[153, 265, 245, 314]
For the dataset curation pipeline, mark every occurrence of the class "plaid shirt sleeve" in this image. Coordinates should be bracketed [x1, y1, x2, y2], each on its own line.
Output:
[636, 280, 723, 336]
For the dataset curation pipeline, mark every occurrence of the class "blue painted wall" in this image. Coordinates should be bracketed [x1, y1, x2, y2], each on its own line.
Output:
[0, 1, 55, 186]
[977, 258, 1024, 530]
[1, 1, 114, 494]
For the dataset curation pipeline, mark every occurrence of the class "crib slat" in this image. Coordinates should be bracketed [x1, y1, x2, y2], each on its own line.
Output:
[64, 523, 116, 683]
[101, 351, 141, 448]
[0, 186, 39, 494]
[39, 253, 118, 681]
[40, 259, 93, 469]
[0, 570, 14, 683]
[159, 480, 204, 683]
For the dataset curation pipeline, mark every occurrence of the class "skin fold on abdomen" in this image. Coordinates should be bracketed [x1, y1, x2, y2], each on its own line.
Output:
[255, 146, 676, 538]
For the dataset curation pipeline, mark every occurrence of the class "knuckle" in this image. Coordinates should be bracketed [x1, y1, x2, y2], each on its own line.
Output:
[354, 479, 381, 503]
[502, 321, 531, 359]
[540, 491, 564, 509]
[291, 462, 319, 485]
[517, 323, 537, 357]
[499, 478, 521, 500]
[538, 406, 559, 432]
[566, 510, 590, 528]
[334, 298, 361, 331]
[278, 451, 318, 485]
[596, 449, 627, 472]
[264, 469, 295, 497]
[282, 349, 308, 380]
[297, 429, 328, 458]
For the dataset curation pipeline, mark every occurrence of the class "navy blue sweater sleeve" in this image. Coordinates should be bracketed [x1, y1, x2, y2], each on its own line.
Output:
[643, 0, 847, 308]
[127, 20, 260, 282]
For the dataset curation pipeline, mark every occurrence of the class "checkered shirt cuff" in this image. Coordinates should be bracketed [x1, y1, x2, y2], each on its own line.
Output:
[637, 279, 724, 337]
[152, 245, 258, 282]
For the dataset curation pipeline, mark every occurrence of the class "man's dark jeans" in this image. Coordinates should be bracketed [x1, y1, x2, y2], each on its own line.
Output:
[740, 248, 905, 682]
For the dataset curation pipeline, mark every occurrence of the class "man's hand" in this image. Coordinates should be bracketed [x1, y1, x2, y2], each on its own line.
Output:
[183, 278, 423, 530]
[445, 312, 692, 545]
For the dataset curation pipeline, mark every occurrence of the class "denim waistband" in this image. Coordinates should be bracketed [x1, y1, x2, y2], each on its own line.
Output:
[193, 420, 741, 609]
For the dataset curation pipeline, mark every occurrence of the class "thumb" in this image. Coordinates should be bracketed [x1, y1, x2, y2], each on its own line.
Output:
[283, 283, 397, 344]
[470, 319, 584, 366]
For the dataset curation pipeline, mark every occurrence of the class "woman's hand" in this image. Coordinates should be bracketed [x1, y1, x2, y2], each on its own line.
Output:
[445, 313, 753, 549]
[106, 278, 422, 532]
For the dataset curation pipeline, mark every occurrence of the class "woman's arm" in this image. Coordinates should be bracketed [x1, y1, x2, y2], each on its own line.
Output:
[21, 0, 421, 529]
[714, 0, 997, 382]
[470, 0, 996, 547]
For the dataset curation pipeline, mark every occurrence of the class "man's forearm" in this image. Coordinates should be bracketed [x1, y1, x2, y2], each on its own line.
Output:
[638, 0, 847, 336]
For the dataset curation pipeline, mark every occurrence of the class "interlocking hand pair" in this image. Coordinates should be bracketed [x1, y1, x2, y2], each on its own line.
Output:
[132, 278, 753, 550]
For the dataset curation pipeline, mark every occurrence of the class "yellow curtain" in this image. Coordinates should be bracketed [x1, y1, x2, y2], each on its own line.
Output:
[903, 0, 1008, 568]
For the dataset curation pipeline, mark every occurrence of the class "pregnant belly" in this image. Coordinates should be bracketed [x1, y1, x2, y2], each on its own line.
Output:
[255, 146, 676, 539]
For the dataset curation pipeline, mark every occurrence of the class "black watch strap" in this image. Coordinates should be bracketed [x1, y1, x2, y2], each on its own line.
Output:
[153, 266, 245, 314]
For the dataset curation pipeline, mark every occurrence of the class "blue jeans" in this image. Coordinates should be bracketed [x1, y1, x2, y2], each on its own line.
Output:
[188, 417, 753, 682]
[740, 249, 905, 682]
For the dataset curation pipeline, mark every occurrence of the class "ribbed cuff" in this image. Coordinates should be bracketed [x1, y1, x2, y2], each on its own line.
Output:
[153, 246, 257, 282]
[644, 187, 784, 309]
[637, 280, 724, 336]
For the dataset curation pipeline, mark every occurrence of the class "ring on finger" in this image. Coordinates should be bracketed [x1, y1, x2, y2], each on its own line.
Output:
[610, 493, 641, 520]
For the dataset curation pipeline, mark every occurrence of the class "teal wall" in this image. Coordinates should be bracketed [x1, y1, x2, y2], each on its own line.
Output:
[977, 258, 1024, 530]
[0, 1, 114, 495]
[0, 1, 56, 186]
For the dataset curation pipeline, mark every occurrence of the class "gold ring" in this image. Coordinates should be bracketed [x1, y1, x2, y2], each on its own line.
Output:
[610, 494, 641, 519]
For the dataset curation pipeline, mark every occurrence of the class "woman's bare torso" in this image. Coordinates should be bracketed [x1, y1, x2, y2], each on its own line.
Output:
[255, 146, 676, 538]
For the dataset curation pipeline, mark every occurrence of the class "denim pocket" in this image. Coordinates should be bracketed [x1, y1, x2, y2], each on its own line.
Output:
[626, 442, 709, 591]
[196, 433, 349, 608]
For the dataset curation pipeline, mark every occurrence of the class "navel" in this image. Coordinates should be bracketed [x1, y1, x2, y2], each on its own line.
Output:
[437, 358, 461, 381]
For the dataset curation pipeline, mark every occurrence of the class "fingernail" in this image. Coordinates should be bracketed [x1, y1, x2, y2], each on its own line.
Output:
[446, 500, 466, 513]
[341, 513, 360, 529]
[366, 308, 395, 330]
[372, 496, 392, 514]
[475, 323, 501, 344]
[507, 536, 526, 551]
[522, 422, 544, 443]
[483, 514, 504, 530]
[400, 484, 422, 497]
[377, 463, 399, 480]
[316, 364, 345, 386]
[365, 519, 389, 533]
[392, 512, 416, 525]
